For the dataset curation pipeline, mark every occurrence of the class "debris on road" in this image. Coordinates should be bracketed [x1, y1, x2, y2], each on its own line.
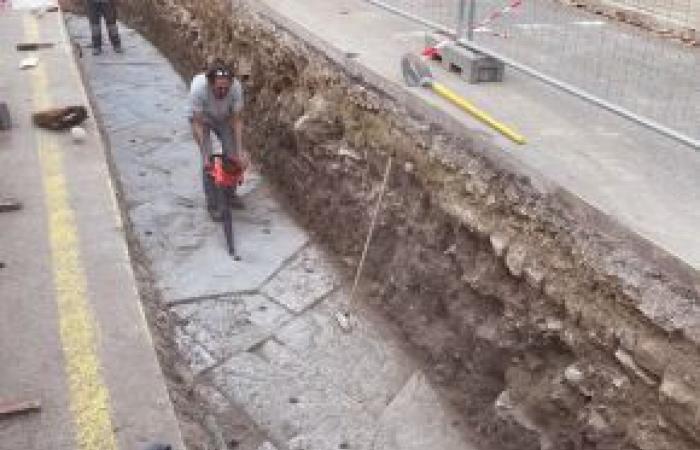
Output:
[0, 196, 22, 213]
[32, 105, 87, 130]
[70, 126, 87, 142]
[19, 56, 38, 69]
[0, 398, 41, 419]
[16, 42, 54, 51]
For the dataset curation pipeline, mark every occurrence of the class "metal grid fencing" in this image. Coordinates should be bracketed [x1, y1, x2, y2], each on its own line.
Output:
[364, 0, 700, 148]
[377, 0, 462, 30]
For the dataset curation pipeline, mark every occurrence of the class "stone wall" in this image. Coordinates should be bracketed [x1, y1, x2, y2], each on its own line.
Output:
[108, 0, 700, 448]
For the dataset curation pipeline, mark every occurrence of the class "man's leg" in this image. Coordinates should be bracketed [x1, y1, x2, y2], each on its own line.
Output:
[103, 0, 123, 52]
[192, 121, 219, 217]
[86, 1, 102, 55]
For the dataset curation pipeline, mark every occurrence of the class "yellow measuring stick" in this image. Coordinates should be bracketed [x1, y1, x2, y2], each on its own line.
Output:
[431, 81, 526, 145]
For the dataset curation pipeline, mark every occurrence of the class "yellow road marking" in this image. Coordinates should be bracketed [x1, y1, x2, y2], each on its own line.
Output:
[24, 14, 119, 450]
[431, 81, 527, 145]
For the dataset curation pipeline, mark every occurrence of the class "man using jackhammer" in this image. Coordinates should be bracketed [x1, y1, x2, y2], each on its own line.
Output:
[85, 0, 123, 55]
[188, 58, 246, 216]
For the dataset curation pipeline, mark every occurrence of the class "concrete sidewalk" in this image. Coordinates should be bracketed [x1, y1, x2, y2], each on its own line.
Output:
[0, 7, 184, 450]
[254, 0, 700, 272]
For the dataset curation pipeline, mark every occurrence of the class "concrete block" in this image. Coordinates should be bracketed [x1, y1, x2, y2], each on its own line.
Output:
[425, 33, 505, 84]
[442, 43, 505, 84]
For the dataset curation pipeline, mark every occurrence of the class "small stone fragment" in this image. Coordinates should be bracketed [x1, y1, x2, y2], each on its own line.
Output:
[490, 231, 510, 257]
[545, 318, 563, 332]
[615, 349, 657, 386]
[564, 364, 585, 384]
[505, 243, 527, 277]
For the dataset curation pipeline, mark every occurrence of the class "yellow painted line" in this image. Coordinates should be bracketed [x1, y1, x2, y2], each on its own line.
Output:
[24, 14, 119, 450]
[431, 81, 527, 145]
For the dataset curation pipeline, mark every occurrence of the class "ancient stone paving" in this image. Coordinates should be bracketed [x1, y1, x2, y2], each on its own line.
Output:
[66, 16, 477, 450]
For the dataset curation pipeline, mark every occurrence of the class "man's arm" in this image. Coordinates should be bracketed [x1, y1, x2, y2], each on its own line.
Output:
[191, 112, 207, 150]
[189, 75, 210, 157]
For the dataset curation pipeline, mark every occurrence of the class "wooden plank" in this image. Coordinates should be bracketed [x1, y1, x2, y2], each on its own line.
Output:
[16, 43, 55, 51]
[0, 399, 41, 418]
[0, 196, 22, 213]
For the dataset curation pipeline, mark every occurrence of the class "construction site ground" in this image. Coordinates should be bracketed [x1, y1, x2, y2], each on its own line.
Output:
[2, 0, 700, 450]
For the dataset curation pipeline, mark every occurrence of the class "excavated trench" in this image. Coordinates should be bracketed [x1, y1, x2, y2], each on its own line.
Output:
[67, 0, 700, 449]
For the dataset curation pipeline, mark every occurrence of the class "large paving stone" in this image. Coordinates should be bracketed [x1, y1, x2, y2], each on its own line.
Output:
[172, 293, 293, 360]
[374, 371, 476, 450]
[211, 351, 374, 446]
[286, 413, 377, 450]
[260, 245, 340, 313]
[271, 296, 416, 416]
[157, 182, 308, 302]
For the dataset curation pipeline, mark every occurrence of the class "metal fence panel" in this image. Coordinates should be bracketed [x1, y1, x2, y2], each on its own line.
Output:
[363, 0, 700, 146]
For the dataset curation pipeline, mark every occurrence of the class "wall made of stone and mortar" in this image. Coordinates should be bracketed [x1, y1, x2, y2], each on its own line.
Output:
[99, 0, 700, 448]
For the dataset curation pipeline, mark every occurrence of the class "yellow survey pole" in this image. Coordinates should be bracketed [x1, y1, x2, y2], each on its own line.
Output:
[431, 81, 526, 145]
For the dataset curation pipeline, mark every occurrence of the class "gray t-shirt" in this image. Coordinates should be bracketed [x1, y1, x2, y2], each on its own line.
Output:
[188, 73, 244, 121]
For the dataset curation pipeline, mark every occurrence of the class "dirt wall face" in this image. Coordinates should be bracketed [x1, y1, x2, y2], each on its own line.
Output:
[113, 1, 700, 449]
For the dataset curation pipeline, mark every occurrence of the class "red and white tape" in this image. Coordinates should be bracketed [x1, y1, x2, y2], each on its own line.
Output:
[476, 0, 523, 30]
[422, 0, 524, 56]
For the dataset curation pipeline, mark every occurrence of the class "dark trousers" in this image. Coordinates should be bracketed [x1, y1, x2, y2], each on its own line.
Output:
[86, 1, 121, 49]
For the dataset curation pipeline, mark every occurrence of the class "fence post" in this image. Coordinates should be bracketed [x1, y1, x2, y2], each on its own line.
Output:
[467, 0, 476, 40]
[456, 0, 467, 40]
